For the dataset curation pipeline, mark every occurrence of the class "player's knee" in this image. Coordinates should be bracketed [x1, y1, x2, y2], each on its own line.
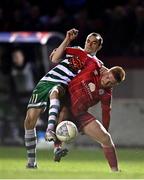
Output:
[50, 85, 65, 99]
[101, 132, 112, 145]
[50, 89, 59, 99]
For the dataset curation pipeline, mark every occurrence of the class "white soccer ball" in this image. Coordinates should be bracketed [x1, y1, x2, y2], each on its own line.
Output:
[56, 121, 78, 142]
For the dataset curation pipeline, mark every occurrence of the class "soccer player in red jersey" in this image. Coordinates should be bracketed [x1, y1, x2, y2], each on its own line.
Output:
[56, 65, 125, 172]
[51, 29, 125, 172]
[68, 62, 114, 131]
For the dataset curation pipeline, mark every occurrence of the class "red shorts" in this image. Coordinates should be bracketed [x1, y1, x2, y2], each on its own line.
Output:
[73, 112, 96, 132]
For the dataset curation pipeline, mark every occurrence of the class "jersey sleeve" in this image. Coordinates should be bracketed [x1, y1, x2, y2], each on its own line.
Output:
[101, 91, 112, 131]
[66, 47, 87, 62]
[66, 47, 101, 69]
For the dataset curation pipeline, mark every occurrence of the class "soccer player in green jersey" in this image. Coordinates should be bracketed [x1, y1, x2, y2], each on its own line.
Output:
[24, 28, 104, 168]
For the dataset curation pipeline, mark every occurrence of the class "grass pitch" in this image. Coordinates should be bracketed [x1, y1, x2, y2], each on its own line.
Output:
[0, 146, 144, 179]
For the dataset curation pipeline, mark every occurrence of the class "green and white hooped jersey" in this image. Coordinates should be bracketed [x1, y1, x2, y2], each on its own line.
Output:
[41, 59, 79, 85]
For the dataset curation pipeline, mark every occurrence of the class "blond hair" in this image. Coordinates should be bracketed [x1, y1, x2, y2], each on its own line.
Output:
[110, 66, 125, 83]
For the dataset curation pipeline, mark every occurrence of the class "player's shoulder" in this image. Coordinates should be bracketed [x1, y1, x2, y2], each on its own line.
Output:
[95, 56, 104, 65]
[73, 46, 83, 50]
[91, 55, 104, 67]
[67, 46, 84, 51]
[66, 46, 84, 58]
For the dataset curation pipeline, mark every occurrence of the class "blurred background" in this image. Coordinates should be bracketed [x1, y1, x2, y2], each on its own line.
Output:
[0, 0, 144, 148]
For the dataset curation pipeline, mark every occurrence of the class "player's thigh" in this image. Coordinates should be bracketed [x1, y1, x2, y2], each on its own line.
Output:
[83, 120, 109, 143]
[24, 108, 43, 129]
[49, 84, 66, 99]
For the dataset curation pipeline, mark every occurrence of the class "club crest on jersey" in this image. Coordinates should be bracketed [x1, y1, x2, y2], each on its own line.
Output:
[99, 89, 104, 95]
[88, 83, 95, 92]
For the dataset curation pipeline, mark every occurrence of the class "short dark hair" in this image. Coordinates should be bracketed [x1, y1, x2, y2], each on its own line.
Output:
[88, 33, 103, 47]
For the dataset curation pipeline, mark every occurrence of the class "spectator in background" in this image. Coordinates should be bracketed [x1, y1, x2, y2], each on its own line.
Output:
[11, 49, 35, 99]
[11, 48, 36, 122]
[10, 49, 36, 144]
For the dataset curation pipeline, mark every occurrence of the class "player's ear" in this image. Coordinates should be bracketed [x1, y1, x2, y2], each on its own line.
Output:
[97, 45, 102, 51]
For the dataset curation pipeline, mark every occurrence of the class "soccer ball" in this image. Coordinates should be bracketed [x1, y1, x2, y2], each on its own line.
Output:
[56, 121, 78, 142]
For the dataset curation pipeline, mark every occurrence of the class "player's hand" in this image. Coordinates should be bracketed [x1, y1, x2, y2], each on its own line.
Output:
[49, 48, 57, 60]
[65, 28, 78, 42]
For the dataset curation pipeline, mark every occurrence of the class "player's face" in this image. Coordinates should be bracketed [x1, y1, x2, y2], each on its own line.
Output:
[84, 35, 100, 54]
[12, 51, 24, 66]
[100, 71, 117, 88]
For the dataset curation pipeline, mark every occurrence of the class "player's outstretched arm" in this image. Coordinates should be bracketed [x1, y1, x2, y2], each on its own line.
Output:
[101, 95, 112, 131]
[50, 28, 78, 63]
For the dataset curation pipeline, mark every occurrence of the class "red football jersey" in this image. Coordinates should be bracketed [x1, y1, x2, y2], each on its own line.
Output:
[68, 64, 112, 130]
[65, 47, 102, 70]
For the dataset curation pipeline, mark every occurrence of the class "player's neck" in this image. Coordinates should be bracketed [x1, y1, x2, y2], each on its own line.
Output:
[90, 52, 97, 56]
